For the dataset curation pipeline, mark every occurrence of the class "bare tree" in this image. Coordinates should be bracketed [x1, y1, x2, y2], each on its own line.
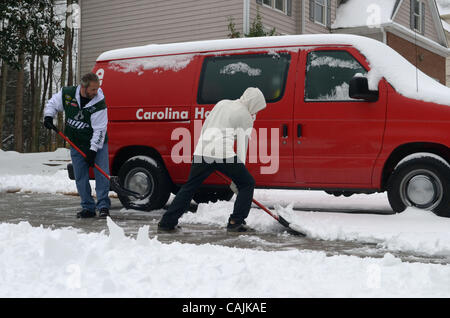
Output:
[0, 60, 7, 145]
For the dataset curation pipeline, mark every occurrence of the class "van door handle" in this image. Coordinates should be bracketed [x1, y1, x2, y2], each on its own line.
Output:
[297, 124, 302, 138]
[282, 124, 288, 138]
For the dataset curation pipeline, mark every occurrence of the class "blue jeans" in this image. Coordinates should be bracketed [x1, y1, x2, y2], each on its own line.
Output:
[70, 144, 111, 212]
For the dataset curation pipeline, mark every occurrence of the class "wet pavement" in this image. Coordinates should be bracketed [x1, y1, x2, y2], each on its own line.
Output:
[1, 192, 449, 265]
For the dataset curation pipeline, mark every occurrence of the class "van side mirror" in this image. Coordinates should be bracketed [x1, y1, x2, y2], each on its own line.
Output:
[349, 76, 379, 102]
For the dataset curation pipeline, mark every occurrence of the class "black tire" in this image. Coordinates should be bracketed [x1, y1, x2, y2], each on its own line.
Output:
[387, 156, 450, 217]
[193, 188, 234, 204]
[117, 156, 171, 211]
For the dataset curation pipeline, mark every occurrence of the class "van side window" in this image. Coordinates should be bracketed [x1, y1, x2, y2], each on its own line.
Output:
[305, 50, 367, 102]
[198, 53, 291, 104]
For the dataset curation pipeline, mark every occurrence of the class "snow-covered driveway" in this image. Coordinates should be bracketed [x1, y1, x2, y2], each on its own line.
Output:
[1, 149, 450, 297]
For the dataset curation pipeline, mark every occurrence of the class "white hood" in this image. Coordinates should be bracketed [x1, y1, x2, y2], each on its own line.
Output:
[239, 87, 266, 115]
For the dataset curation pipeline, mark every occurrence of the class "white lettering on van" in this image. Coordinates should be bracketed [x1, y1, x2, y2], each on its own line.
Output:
[194, 107, 211, 120]
[136, 108, 188, 121]
[96, 69, 105, 86]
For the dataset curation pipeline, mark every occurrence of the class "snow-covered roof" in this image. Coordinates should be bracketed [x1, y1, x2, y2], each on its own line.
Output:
[442, 18, 450, 32]
[97, 34, 358, 62]
[332, 0, 397, 29]
[436, 0, 450, 16]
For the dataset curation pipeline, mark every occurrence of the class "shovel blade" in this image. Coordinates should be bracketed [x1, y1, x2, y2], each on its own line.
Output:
[109, 176, 145, 199]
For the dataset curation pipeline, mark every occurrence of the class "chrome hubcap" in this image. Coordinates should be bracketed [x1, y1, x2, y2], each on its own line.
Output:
[400, 170, 442, 210]
[124, 168, 154, 199]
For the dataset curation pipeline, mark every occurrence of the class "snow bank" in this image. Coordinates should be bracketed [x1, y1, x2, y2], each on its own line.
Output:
[0, 148, 70, 175]
[0, 218, 449, 297]
[179, 199, 450, 257]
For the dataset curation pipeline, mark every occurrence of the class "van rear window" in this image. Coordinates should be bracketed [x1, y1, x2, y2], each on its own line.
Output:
[197, 53, 291, 104]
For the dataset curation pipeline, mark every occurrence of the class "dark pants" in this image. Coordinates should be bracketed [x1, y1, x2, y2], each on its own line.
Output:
[159, 156, 255, 228]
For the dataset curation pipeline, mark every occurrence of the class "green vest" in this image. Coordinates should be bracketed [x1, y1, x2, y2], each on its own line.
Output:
[62, 86, 108, 154]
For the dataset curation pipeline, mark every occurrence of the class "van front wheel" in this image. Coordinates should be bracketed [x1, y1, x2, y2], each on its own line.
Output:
[117, 156, 171, 211]
[387, 157, 450, 217]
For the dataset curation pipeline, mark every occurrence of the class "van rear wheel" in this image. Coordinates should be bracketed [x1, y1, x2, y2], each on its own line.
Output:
[117, 156, 171, 211]
[387, 157, 450, 217]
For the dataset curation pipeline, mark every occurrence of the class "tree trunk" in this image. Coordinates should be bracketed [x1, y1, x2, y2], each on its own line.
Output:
[31, 56, 42, 152]
[39, 56, 49, 152]
[57, 0, 72, 149]
[47, 57, 53, 151]
[14, 54, 25, 152]
[0, 61, 7, 146]
[30, 54, 37, 152]
[68, 27, 74, 86]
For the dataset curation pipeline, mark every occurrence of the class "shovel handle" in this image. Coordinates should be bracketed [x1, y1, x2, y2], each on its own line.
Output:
[214, 171, 280, 221]
[52, 126, 111, 181]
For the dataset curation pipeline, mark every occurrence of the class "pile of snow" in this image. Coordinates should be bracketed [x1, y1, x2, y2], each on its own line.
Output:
[181, 200, 450, 257]
[0, 218, 449, 297]
[2, 149, 450, 259]
[0, 148, 79, 194]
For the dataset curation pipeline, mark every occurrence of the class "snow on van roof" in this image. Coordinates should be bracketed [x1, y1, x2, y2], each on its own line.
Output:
[97, 34, 450, 107]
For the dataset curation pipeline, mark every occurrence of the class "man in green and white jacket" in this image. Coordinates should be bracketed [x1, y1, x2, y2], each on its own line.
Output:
[43, 73, 111, 218]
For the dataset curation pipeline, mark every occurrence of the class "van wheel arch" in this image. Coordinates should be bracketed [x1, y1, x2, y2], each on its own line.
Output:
[386, 156, 450, 217]
[381, 143, 450, 191]
[111, 145, 176, 191]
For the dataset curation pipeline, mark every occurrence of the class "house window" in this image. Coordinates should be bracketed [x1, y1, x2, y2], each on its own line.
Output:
[305, 50, 368, 102]
[198, 53, 291, 104]
[310, 0, 330, 27]
[412, 0, 424, 33]
[262, 0, 288, 14]
[314, 0, 327, 25]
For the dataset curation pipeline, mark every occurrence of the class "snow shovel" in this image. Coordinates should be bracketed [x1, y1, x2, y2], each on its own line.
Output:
[214, 171, 306, 236]
[47, 123, 144, 200]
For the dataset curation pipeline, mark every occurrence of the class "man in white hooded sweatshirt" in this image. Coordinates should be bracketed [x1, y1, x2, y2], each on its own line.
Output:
[158, 87, 267, 233]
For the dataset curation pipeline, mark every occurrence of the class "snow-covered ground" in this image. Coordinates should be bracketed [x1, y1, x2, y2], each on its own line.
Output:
[1, 149, 450, 297]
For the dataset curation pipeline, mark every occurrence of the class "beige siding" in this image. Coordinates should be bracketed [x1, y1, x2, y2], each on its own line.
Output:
[80, 0, 242, 75]
[393, 0, 440, 43]
[251, 0, 298, 35]
[447, 31, 450, 87]
[304, 0, 335, 34]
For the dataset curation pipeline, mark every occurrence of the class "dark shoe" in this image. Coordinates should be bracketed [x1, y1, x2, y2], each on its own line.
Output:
[76, 209, 96, 218]
[227, 220, 255, 233]
[157, 222, 181, 233]
[98, 208, 110, 218]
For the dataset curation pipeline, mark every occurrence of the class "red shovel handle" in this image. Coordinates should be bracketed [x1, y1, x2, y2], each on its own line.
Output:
[55, 130, 111, 181]
[214, 171, 280, 221]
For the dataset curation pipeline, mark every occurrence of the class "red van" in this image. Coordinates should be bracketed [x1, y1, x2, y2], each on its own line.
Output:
[90, 34, 450, 217]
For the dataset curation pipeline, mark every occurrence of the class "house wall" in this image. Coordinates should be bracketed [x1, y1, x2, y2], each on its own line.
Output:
[447, 30, 450, 87]
[386, 31, 446, 84]
[304, 0, 335, 34]
[79, 0, 243, 75]
[251, 0, 299, 34]
[393, 0, 440, 43]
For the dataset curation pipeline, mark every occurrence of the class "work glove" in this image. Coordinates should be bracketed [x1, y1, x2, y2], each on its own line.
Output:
[43, 116, 55, 130]
[85, 149, 97, 167]
[230, 181, 238, 194]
